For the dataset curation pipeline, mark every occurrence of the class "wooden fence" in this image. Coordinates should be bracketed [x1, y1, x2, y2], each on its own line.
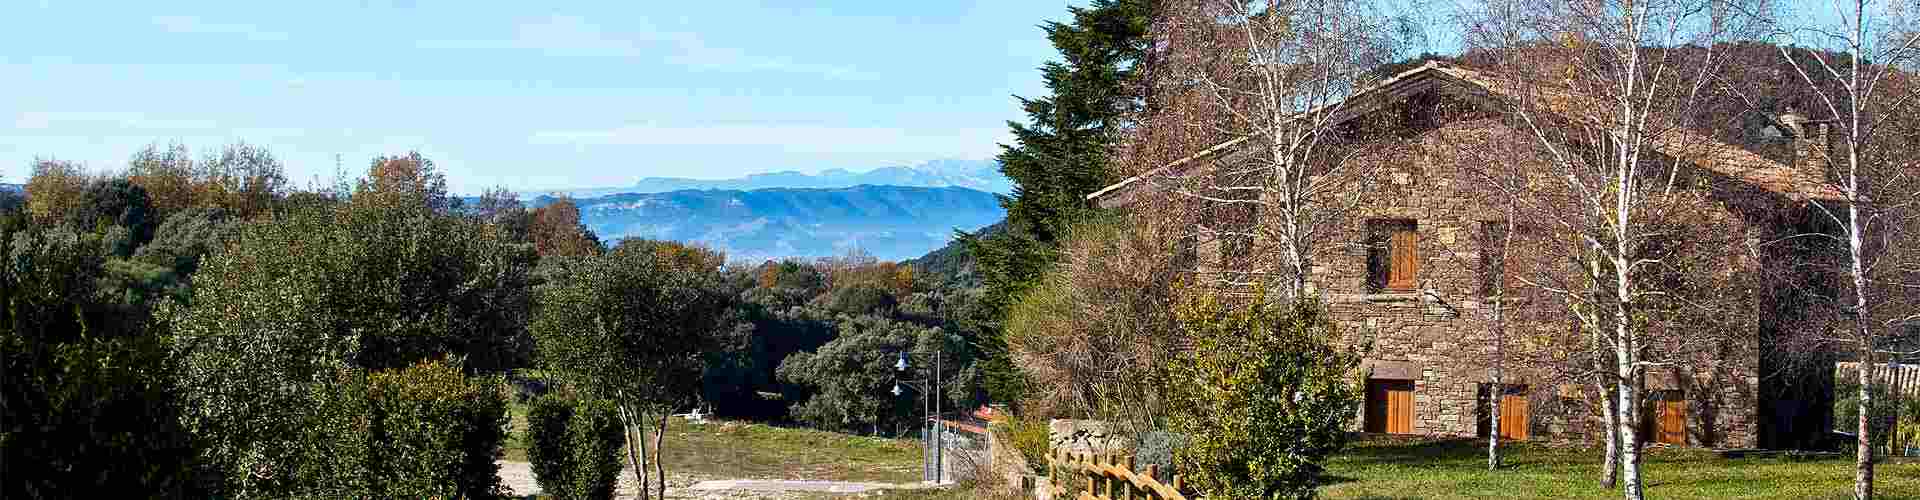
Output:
[1047, 451, 1188, 500]
[1837, 362, 1920, 396]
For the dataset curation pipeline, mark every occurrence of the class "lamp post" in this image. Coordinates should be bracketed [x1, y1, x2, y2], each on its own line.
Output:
[892, 348, 942, 483]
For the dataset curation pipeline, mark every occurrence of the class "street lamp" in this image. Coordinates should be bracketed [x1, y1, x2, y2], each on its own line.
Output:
[891, 347, 943, 483]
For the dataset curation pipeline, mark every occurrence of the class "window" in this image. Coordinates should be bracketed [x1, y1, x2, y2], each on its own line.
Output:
[1366, 219, 1419, 292]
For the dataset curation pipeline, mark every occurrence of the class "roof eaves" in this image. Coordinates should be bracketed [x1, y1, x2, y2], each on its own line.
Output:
[1085, 135, 1253, 202]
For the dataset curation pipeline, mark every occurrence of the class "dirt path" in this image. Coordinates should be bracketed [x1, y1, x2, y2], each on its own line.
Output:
[497, 460, 933, 499]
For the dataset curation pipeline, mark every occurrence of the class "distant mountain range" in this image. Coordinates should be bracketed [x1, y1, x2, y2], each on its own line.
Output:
[547, 185, 1004, 262]
[527, 159, 1011, 199]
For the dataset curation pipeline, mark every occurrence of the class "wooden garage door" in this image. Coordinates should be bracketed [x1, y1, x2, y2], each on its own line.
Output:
[1366, 380, 1414, 434]
[1648, 390, 1686, 445]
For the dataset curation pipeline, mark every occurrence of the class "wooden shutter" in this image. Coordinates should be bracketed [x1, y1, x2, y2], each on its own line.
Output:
[1388, 226, 1418, 290]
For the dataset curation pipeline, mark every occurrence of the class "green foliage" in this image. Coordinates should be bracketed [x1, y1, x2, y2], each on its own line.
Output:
[75, 178, 158, 254]
[776, 314, 962, 434]
[826, 283, 899, 316]
[992, 414, 1053, 476]
[531, 239, 728, 408]
[0, 228, 206, 499]
[133, 208, 231, 281]
[961, 0, 1155, 405]
[526, 395, 624, 500]
[1165, 291, 1363, 500]
[170, 156, 535, 496]
[1833, 377, 1914, 452]
[364, 358, 509, 499]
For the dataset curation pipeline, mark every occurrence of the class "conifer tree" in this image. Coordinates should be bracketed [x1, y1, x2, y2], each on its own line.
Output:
[961, 0, 1154, 404]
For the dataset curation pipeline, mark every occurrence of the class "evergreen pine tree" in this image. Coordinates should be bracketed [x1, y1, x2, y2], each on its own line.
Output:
[961, 0, 1153, 404]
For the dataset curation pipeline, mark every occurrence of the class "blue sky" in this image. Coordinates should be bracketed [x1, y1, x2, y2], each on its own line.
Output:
[1, 1, 1085, 194]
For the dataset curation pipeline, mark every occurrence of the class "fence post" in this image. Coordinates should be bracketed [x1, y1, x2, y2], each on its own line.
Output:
[1084, 454, 1095, 498]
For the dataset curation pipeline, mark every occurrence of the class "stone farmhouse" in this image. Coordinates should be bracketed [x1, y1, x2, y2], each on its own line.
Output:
[1086, 62, 1846, 450]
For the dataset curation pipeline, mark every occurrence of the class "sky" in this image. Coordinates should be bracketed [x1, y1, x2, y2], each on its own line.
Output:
[0, 1, 1084, 194]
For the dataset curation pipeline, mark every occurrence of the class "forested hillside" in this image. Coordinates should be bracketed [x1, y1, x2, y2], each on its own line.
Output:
[0, 145, 994, 498]
[541, 185, 1004, 262]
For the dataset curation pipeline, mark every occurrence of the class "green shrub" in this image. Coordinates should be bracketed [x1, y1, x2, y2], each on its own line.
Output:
[992, 415, 1052, 476]
[527, 395, 575, 496]
[364, 358, 509, 499]
[526, 394, 624, 500]
[1163, 289, 1363, 500]
[1, 229, 210, 498]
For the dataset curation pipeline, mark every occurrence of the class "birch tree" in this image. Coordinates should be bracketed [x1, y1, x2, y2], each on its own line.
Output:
[1766, 1, 1920, 497]
[1131, 0, 1402, 299]
[1464, 1, 1762, 497]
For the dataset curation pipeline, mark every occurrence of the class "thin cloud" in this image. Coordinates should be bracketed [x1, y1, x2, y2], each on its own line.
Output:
[152, 15, 290, 42]
[528, 122, 1002, 157]
[419, 15, 874, 80]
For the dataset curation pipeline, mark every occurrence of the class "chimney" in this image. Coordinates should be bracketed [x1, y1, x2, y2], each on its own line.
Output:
[1778, 109, 1834, 172]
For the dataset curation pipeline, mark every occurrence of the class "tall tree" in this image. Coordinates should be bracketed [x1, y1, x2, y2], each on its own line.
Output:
[1139, 0, 1403, 299]
[529, 196, 601, 258]
[1767, 1, 1920, 497]
[1, 229, 202, 498]
[960, 0, 1155, 403]
[530, 240, 728, 500]
[172, 156, 536, 496]
[23, 159, 91, 226]
[1464, 1, 1764, 497]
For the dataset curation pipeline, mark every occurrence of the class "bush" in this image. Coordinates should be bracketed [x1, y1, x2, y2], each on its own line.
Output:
[992, 415, 1052, 476]
[1163, 290, 1363, 500]
[1, 229, 209, 498]
[1132, 430, 1187, 476]
[526, 395, 624, 500]
[365, 358, 509, 499]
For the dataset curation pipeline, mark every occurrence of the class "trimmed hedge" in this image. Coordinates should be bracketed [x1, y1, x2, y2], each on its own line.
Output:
[526, 394, 624, 500]
[283, 359, 508, 499]
[365, 358, 509, 499]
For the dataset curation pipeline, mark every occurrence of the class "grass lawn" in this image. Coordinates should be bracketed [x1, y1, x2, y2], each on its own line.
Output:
[502, 402, 922, 484]
[1321, 436, 1920, 499]
[658, 418, 922, 483]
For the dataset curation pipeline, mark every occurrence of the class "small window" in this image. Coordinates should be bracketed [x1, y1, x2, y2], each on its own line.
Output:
[1366, 220, 1419, 292]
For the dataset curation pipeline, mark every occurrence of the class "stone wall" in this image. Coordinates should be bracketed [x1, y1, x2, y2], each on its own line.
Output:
[1048, 419, 1134, 457]
[1197, 114, 1765, 448]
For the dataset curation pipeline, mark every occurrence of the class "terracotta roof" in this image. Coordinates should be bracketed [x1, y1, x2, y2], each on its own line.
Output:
[1088, 62, 1846, 204]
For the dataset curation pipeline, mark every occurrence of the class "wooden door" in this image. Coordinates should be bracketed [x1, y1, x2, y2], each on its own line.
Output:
[1647, 390, 1686, 445]
[1478, 384, 1529, 440]
[1367, 380, 1414, 434]
[1499, 392, 1529, 440]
